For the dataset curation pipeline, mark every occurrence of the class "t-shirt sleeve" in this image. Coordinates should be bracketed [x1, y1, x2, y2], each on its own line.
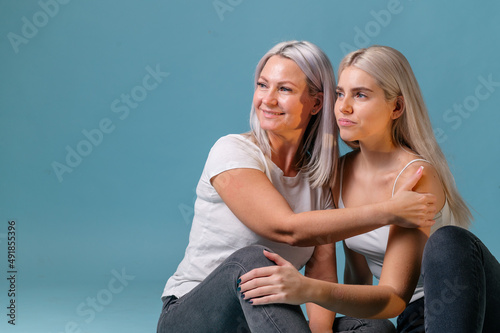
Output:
[204, 135, 267, 181]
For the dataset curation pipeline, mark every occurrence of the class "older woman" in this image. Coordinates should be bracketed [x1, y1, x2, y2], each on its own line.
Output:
[157, 41, 436, 333]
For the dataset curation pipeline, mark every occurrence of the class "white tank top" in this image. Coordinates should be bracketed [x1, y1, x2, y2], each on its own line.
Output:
[340, 158, 456, 303]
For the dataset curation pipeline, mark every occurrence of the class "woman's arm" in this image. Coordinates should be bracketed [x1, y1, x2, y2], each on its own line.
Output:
[304, 225, 430, 318]
[238, 229, 427, 318]
[305, 243, 337, 333]
[238, 165, 442, 318]
[311, 164, 441, 317]
[212, 167, 436, 246]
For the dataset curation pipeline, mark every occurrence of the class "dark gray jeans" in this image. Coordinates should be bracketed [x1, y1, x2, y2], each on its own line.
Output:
[157, 244, 395, 332]
[396, 226, 500, 332]
[422, 226, 500, 332]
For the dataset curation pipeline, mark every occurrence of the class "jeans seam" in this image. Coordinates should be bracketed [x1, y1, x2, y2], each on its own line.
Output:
[261, 307, 285, 333]
[222, 261, 287, 333]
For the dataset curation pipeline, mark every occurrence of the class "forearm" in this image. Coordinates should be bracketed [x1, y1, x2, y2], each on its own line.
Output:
[306, 303, 335, 333]
[214, 168, 435, 247]
[304, 278, 406, 319]
[284, 203, 390, 246]
[305, 243, 337, 332]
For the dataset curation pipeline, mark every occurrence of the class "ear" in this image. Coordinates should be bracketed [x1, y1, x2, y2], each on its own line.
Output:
[391, 96, 405, 119]
[311, 92, 324, 115]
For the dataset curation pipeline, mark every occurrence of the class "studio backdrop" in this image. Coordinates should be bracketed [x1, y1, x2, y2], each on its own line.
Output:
[1, 0, 499, 332]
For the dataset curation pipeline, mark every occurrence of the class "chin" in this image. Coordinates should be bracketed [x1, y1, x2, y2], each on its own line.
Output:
[258, 120, 277, 132]
[339, 134, 354, 142]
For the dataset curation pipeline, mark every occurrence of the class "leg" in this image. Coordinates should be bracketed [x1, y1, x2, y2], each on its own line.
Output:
[333, 316, 396, 333]
[396, 297, 424, 333]
[157, 244, 311, 333]
[422, 226, 500, 332]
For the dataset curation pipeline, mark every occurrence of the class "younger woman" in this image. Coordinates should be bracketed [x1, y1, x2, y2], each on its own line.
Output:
[239, 46, 500, 332]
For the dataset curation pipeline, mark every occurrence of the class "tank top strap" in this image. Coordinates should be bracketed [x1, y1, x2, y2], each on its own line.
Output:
[391, 159, 429, 197]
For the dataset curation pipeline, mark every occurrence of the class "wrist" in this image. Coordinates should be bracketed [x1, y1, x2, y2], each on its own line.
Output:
[303, 276, 322, 304]
[306, 277, 335, 307]
[370, 201, 393, 227]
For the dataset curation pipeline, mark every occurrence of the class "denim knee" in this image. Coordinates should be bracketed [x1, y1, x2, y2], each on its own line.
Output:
[423, 226, 472, 268]
[225, 244, 274, 271]
[334, 316, 396, 333]
[428, 225, 473, 248]
[369, 318, 397, 333]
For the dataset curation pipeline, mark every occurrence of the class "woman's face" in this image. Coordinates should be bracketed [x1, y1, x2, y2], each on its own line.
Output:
[335, 66, 398, 146]
[253, 55, 321, 140]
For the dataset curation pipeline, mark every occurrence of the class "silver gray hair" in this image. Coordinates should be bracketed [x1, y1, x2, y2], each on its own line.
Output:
[249, 41, 338, 188]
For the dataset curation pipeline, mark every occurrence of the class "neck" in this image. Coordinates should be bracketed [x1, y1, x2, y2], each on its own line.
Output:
[268, 131, 304, 176]
[357, 136, 402, 171]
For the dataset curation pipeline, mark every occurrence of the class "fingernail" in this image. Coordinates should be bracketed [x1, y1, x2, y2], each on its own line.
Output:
[248, 300, 253, 304]
[417, 166, 424, 175]
[237, 278, 241, 284]
[237, 286, 241, 292]
[241, 293, 245, 298]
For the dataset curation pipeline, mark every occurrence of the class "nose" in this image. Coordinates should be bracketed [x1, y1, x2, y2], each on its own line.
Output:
[337, 97, 352, 114]
[262, 89, 278, 106]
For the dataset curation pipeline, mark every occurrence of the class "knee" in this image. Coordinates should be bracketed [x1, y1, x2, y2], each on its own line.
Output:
[226, 245, 274, 269]
[427, 226, 473, 252]
[370, 319, 396, 333]
[423, 226, 474, 269]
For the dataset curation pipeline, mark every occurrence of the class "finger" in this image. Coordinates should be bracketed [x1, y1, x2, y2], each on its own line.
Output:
[246, 294, 284, 306]
[239, 275, 274, 293]
[239, 268, 290, 294]
[421, 192, 437, 204]
[421, 219, 436, 228]
[397, 166, 424, 192]
[239, 266, 279, 285]
[263, 250, 292, 267]
[242, 284, 280, 301]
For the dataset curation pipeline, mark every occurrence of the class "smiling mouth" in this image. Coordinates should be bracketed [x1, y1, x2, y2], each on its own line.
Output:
[263, 110, 285, 116]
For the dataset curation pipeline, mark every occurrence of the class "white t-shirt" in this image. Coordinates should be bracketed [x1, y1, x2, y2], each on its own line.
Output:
[341, 159, 457, 303]
[162, 134, 333, 299]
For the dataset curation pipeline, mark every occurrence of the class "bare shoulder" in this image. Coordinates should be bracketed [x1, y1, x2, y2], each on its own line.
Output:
[394, 158, 446, 209]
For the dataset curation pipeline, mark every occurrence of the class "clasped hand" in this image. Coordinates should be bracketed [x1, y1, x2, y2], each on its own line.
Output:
[238, 250, 308, 306]
[390, 166, 438, 228]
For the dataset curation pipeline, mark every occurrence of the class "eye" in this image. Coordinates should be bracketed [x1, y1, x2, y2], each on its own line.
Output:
[256, 81, 267, 89]
[335, 91, 344, 98]
[356, 92, 367, 98]
[279, 86, 292, 92]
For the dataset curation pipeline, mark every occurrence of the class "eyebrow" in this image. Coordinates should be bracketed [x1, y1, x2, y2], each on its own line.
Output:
[258, 76, 299, 88]
[336, 86, 374, 92]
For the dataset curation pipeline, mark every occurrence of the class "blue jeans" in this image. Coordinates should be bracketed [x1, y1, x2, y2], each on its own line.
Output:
[396, 297, 425, 333]
[157, 244, 395, 332]
[397, 226, 500, 332]
[333, 316, 395, 332]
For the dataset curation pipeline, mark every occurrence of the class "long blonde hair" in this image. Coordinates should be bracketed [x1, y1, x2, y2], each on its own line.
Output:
[249, 41, 338, 188]
[338, 46, 472, 228]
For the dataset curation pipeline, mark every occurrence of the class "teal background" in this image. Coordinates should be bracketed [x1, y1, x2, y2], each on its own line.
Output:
[1, 0, 499, 331]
